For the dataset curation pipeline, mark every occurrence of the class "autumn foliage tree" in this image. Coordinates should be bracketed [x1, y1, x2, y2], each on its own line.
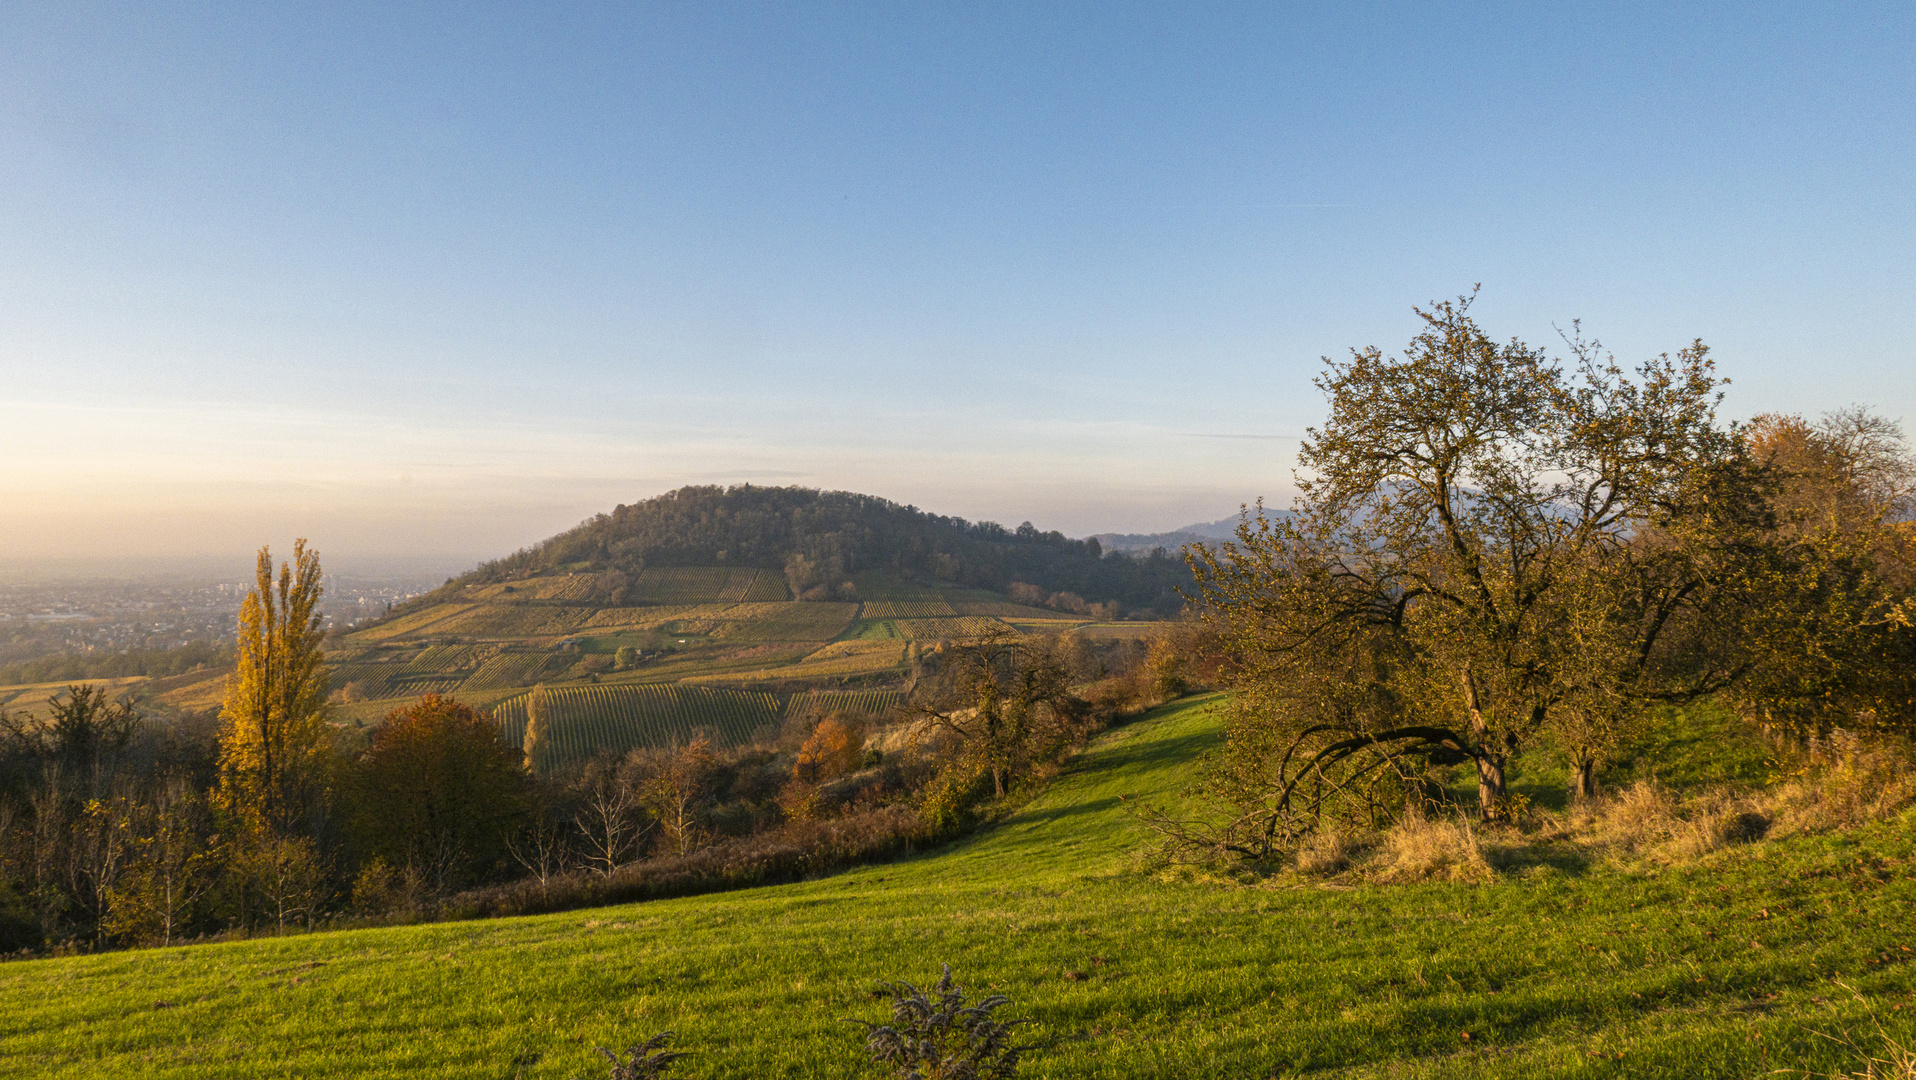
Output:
[1188, 294, 1780, 849]
[794, 713, 866, 784]
[521, 683, 550, 776]
[349, 695, 533, 894]
[216, 542, 332, 837]
[1733, 409, 1916, 738]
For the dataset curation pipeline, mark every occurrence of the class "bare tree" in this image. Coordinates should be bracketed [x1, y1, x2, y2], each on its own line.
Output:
[914, 635, 1080, 798]
[573, 761, 649, 877]
[506, 792, 574, 896]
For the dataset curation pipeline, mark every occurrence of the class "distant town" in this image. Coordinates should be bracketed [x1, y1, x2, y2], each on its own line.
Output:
[0, 573, 447, 658]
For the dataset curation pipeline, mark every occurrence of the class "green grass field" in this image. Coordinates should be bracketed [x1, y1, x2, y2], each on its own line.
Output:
[5, 696, 1913, 1078]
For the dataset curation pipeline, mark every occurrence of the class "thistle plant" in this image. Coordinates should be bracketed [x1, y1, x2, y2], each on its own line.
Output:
[578, 1032, 686, 1080]
[852, 964, 1032, 1080]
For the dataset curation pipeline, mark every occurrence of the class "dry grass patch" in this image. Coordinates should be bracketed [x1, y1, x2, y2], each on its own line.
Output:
[1371, 810, 1496, 884]
[1558, 739, 1916, 867]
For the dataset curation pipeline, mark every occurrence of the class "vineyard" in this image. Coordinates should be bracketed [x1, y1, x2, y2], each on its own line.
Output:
[684, 641, 908, 684]
[304, 568, 1118, 713]
[427, 604, 594, 638]
[785, 688, 907, 720]
[405, 643, 474, 671]
[491, 683, 784, 765]
[350, 603, 476, 642]
[385, 674, 465, 698]
[461, 651, 565, 691]
[623, 567, 788, 604]
[327, 663, 403, 699]
[858, 598, 957, 619]
[1072, 622, 1172, 640]
[709, 602, 858, 642]
[890, 616, 1007, 640]
[466, 573, 622, 604]
[581, 605, 697, 630]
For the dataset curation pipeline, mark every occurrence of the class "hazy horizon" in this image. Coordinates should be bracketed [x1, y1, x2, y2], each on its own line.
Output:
[4, 4, 1911, 572]
[0, 490, 1255, 585]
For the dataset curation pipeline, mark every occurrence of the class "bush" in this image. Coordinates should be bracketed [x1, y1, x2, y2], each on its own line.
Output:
[435, 803, 938, 921]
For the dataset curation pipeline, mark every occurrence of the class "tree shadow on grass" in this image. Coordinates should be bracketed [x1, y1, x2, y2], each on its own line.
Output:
[1061, 727, 1222, 781]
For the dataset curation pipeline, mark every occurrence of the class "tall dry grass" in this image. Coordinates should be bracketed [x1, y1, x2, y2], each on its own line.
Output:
[1567, 736, 1916, 865]
[1284, 736, 1915, 882]
[1371, 809, 1496, 884]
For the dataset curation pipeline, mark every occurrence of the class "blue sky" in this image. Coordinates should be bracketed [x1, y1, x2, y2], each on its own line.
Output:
[2, 2, 1911, 573]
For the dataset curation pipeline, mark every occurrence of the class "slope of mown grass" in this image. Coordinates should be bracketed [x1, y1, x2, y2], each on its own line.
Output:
[3, 697, 1914, 1078]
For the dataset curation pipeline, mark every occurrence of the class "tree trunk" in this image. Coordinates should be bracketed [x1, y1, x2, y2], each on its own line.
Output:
[1569, 758, 1598, 802]
[1474, 755, 1507, 819]
[1462, 663, 1506, 820]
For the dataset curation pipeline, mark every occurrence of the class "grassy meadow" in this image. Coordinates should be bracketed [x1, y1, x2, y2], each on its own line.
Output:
[3, 694, 1914, 1078]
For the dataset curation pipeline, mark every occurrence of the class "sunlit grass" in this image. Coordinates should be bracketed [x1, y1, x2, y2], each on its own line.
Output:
[3, 694, 1912, 1078]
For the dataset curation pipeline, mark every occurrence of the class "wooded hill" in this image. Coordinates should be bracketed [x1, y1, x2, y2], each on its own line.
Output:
[390, 485, 1192, 618]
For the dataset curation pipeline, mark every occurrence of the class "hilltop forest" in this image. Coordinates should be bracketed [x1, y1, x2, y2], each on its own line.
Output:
[409, 485, 1192, 613]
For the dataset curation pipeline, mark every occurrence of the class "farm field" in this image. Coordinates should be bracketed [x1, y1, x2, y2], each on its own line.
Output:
[4, 695, 1913, 1079]
[0, 667, 229, 720]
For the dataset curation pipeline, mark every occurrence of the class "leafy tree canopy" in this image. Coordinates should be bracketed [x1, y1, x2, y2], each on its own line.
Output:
[1189, 292, 1787, 843]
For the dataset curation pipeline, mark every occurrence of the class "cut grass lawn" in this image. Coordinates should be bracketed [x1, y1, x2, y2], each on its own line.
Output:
[3, 695, 1914, 1078]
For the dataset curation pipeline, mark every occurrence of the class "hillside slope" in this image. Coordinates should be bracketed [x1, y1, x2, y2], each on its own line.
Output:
[401, 485, 1191, 614]
[4, 696, 1914, 1078]
[314, 489, 1190, 758]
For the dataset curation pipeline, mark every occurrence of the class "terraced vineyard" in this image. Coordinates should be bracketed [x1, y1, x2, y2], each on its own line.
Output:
[461, 651, 565, 691]
[890, 615, 1006, 640]
[351, 602, 476, 642]
[384, 674, 465, 698]
[951, 598, 1063, 619]
[624, 567, 788, 604]
[429, 604, 594, 638]
[785, 688, 907, 719]
[710, 602, 858, 642]
[859, 598, 957, 618]
[580, 605, 698, 630]
[684, 641, 908, 684]
[405, 643, 473, 670]
[491, 683, 784, 764]
[1074, 622, 1170, 640]
[306, 568, 1149, 733]
[326, 662, 403, 698]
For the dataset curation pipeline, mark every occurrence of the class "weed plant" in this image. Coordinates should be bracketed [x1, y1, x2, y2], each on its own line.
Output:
[853, 964, 1033, 1080]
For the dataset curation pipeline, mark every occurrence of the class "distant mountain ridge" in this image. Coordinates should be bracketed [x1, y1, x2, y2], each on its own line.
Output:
[1089, 509, 1282, 554]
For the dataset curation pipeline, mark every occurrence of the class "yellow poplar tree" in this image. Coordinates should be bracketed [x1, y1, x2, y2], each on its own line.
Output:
[521, 683, 549, 775]
[217, 541, 331, 836]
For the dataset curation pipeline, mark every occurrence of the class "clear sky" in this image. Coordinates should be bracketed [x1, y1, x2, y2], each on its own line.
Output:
[2, 2, 1912, 576]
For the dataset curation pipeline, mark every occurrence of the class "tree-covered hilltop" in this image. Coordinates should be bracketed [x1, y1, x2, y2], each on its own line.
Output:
[427, 485, 1192, 612]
